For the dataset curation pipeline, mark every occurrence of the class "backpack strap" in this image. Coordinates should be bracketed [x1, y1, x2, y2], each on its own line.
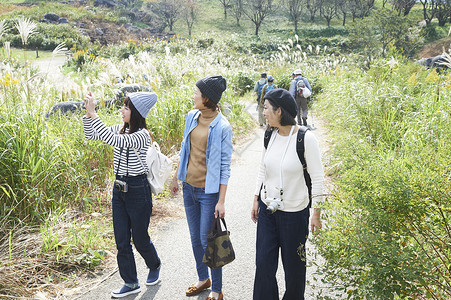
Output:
[263, 127, 273, 149]
[297, 126, 312, 208]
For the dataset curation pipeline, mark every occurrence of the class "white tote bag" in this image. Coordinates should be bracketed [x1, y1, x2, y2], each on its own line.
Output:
[133, 142, 173, 195]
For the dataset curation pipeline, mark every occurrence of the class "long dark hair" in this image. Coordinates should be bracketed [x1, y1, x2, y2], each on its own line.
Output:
[120, 97, 149, 134]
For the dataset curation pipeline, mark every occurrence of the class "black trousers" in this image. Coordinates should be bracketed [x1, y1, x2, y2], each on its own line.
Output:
[253, 200, 310, 300]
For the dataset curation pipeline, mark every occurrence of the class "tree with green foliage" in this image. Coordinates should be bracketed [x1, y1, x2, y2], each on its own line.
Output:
[320, 0, 338, 26]
[286, 0, 304, 32]
[391, 0, 416, 16]
[306, 0, 321, 21]
[218, 0, 232, 19]
[152, 0, 181, 31]
[231, 0, 243, 25]
[418, 0, 437, 25]
[434, 0, 451, 26]
[349, 0, 375, 20]
[336, 0, 352, 26]
[243, 0, 271, 36]
[373, 8, 415, 57]
[183, 0, 198, 35]
[347, 14, 378, 61]
[348, 8, 419, 58]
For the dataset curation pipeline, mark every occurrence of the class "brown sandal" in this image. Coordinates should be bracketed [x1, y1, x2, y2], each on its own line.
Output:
[206, 292, 224, 300]
[186, 278, 211, 296]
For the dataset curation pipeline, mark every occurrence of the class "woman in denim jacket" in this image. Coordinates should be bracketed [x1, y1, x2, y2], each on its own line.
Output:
[170, 75, 233, 300]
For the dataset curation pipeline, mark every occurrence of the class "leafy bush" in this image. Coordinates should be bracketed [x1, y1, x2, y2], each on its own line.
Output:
[299, 26, 349, 38]
[228, 71, 254, 95]
[314, 55, 451, 299]
[421, 24, 450, 43]
[3, 23, 90, 51]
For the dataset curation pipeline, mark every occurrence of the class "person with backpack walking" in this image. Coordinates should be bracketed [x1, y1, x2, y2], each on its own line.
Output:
[250, 88, 325, 300]
[258, 75, 277, 127]
[289, 69, 312, 126]
[170, 75, 233, 300]
[260, 75, 277, 102]
[83, 92, 161, 298]
[254, 72, 268, 126]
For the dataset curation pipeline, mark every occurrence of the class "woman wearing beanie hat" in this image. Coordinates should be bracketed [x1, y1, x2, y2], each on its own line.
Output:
[83, 91, 161, 298]
[251, 88, 325, 300]
[170, 75, 232, 300]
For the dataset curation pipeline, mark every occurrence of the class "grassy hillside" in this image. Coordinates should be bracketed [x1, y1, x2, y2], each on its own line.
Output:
[0, 1, 450, 299]
[1, 0, 448, 56]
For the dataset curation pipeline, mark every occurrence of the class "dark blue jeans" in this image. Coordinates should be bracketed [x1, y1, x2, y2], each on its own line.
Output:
[182, 182, 222, 293]
[112, 174, 160, 284]
[253, 200, 310, 300]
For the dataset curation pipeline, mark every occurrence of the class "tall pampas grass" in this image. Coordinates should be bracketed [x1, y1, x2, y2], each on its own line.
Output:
[0, 19, 9, 39]
[0, 20, 10, 59]
[14, 17, 37, 47]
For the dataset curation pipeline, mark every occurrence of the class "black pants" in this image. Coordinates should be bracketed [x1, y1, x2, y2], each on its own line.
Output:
[253, 200, 310, 300]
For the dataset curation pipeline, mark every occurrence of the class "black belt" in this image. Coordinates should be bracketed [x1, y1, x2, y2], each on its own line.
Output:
[116, 173, 147, 180]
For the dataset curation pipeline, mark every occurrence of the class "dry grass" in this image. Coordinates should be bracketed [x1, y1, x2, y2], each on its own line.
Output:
[0, 216, 82, 299]
[0, 4, 25, 15]
[417, 37, 451, 58]
[0, 192, 184, 299]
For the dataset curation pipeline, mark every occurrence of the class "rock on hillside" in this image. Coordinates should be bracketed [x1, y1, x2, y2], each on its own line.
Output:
[17, 1, 173, 45]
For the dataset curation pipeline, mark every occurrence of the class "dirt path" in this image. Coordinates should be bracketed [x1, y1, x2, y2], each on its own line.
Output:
[31, 55, 79, 93]
[67, 101, 339, 300]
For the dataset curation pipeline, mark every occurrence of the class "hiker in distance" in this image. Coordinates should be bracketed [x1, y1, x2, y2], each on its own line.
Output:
[170, 75, 233, 300]
[258, 75, 277, 127]
[251, 88, 325, 300]
[83, 92, 161, 298]
[260, 75, 277, 104]
[254, 72, 268, 126]
[289, 69, 312, 126]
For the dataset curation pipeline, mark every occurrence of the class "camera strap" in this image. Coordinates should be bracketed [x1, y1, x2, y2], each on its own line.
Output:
[115, 147, 124, 176]
[115, 147, 130, 177]
[266, 125, 295, 200]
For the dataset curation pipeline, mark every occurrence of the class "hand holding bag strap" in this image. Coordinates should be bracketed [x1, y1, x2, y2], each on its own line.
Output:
[203, 216, 235, 269]
[208, 217, 229, 238]
[218, 217, 229, 235]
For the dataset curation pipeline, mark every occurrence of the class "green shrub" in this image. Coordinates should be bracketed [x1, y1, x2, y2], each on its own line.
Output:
[228, 71, 255, 95]
[421, 24, 449, 43]
[314, 56, 451, 299]
[4, 23, 90, 51]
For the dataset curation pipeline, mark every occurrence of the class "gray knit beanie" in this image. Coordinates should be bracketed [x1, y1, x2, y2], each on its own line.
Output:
[128, 92, 158, 118]
[195, 75, 227, 104]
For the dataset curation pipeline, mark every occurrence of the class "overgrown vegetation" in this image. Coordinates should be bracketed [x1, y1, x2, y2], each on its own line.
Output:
[314, 54, 451, 299]
[0, 0, 450, 298]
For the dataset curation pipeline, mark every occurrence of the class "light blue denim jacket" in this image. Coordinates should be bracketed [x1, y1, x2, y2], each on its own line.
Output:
[177, 110, 233, 194]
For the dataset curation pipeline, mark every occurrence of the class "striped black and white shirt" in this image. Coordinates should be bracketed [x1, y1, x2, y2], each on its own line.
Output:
[83, 116, 150, 176]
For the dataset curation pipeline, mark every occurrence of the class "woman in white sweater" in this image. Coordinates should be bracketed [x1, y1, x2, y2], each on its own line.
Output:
[251, 88, 325, 300]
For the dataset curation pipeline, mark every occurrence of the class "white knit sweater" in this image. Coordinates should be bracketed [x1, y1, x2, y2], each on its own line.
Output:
[254, 129, 325, 212]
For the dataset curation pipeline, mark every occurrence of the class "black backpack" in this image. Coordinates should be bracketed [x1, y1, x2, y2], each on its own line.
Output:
[263, 126, 312, 208]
